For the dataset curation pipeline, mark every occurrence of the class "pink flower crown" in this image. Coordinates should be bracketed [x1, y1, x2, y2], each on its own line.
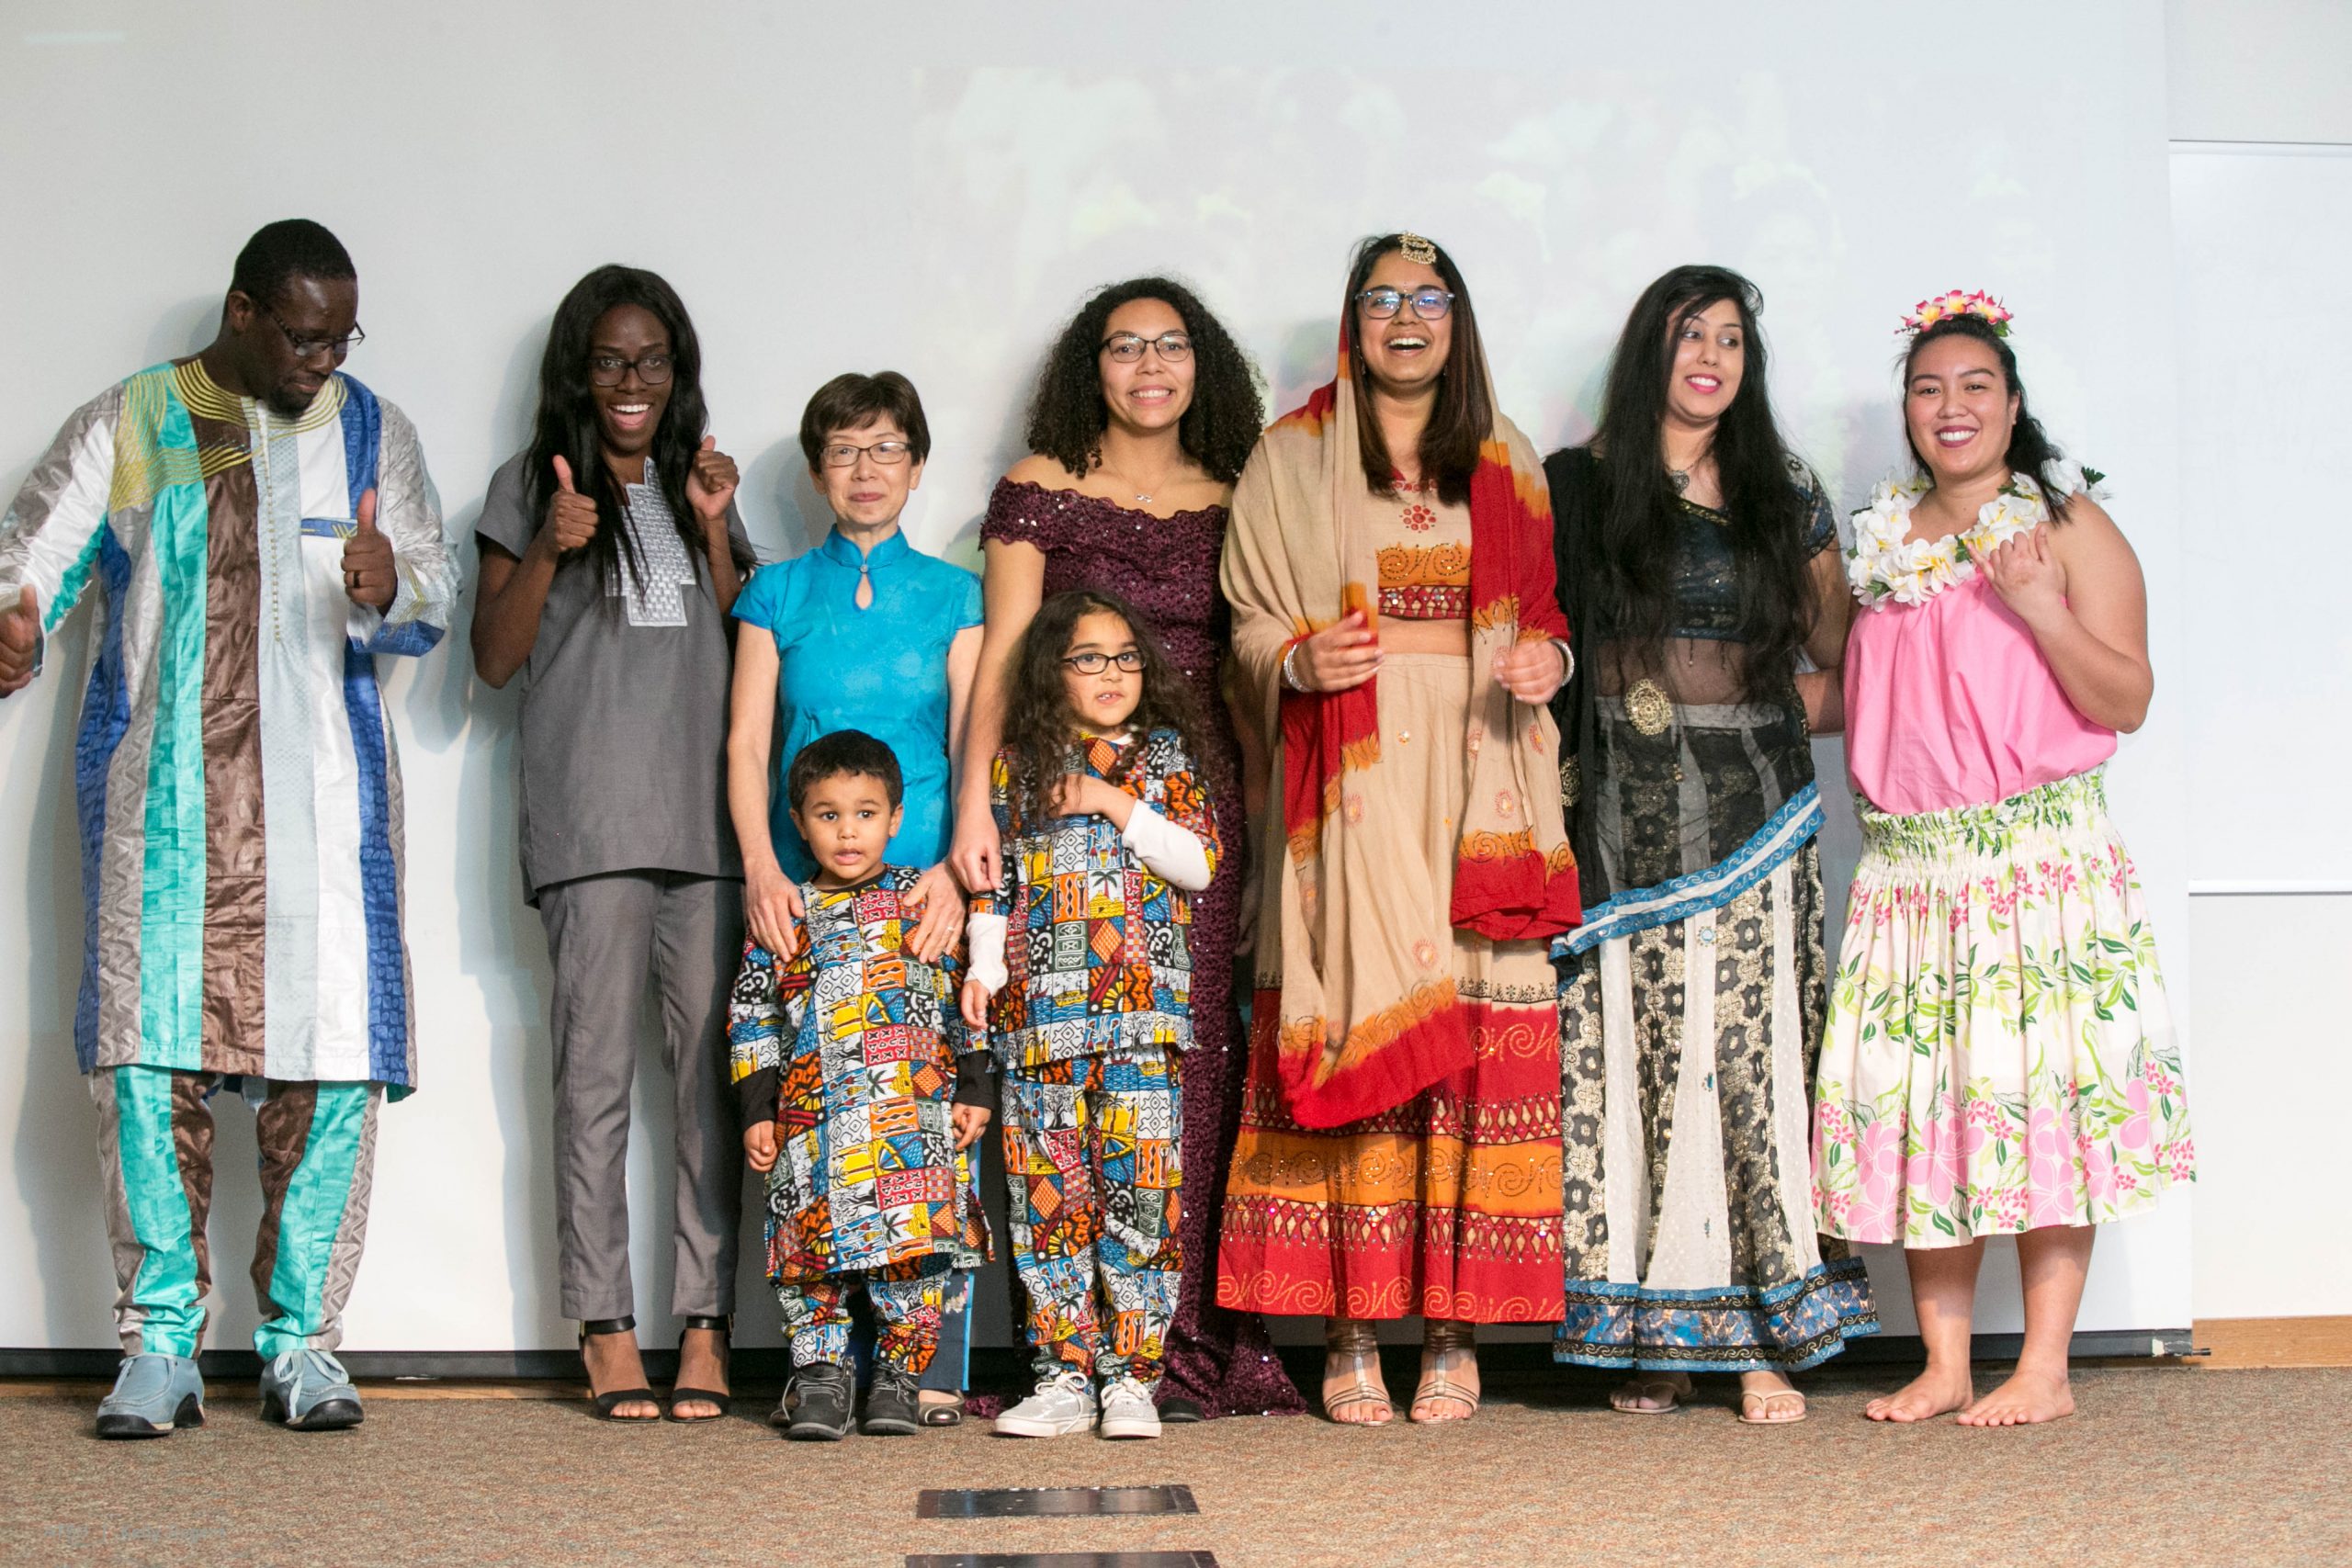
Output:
[1901, 288, 2013, 337]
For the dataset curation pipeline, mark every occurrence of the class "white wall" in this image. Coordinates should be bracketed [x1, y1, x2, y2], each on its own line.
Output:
[2167, 0, 2352, 143]
[2166, 0, 2352, 1321]
[0, 0, 2198, 1352]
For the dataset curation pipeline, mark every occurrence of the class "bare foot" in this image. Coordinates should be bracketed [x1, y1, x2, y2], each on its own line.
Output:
[582, 1331, 658, 1421]
[1863, 1366, 1974, 1423]
[671, 1325, 730, 1420]
[1610, 1371, 1691, 1414]
[1737, 1371, 1806, 1424]
[1957, 1367, 2074, 1427]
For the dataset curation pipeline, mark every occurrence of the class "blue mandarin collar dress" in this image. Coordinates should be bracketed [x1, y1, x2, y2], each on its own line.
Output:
[730, 525, 980, 880]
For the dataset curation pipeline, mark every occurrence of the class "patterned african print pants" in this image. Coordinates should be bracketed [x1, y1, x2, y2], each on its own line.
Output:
[777, 1256, 956, 1376]
[1001, 1042, 1182, 1383]
[91, 1066, 382, 1359]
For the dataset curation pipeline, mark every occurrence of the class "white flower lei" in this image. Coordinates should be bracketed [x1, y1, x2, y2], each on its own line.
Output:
[1845, 459, 2110, 608]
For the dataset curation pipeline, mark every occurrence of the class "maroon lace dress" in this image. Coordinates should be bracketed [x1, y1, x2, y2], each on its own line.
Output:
[984, 478, 1305, 1418]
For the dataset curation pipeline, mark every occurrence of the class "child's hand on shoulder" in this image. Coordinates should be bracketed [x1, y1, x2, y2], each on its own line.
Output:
[959, 977, 992, 1032]
[952, 1103, 992, 1151]
[743, 1122, 778, 1174]
[1049, 773, 1132, 827]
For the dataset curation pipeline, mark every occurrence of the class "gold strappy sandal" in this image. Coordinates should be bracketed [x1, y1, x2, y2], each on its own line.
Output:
[1322, 1318, 1393, 1427]
[1411, 1319, 1480, 1424]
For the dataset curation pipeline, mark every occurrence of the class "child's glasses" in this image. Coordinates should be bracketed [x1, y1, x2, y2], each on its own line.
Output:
[1061, 649, 1145, 674]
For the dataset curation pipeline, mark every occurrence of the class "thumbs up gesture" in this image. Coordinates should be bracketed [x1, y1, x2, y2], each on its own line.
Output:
[686, 435, 740, 525]
[0, 584, 40, 697]
[540, 455, 600, 556]
[341, 489, 396, 609]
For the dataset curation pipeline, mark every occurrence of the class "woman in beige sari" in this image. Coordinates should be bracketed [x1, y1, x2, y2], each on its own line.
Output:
[1215, 233, 1579, 1424]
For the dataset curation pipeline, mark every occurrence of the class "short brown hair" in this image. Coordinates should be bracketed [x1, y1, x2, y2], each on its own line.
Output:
[797, 371, 931, 468]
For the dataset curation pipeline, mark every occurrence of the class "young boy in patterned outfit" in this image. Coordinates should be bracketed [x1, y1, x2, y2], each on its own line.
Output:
[730, 730, 993, 1440]
[961, 592, 1219, 1441]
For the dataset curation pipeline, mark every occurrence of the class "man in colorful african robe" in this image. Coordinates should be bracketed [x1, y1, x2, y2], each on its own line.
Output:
[0, 220, 457, 1437]
[729, 860, 993, 1439]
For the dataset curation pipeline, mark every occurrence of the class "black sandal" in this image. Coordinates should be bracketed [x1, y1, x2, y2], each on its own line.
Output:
[665, 1314, 733, 1422]
[579, 1317, 659, 1422]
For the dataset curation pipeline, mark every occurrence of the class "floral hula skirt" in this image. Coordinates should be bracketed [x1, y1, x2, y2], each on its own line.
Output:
[1812, 768, 2194, 1247]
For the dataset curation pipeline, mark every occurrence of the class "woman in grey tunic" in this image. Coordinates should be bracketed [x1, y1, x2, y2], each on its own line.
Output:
[472, 265, 755, 1421]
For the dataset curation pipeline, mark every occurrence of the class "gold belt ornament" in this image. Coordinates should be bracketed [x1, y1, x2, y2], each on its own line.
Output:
[1624, 678, 1674, 736]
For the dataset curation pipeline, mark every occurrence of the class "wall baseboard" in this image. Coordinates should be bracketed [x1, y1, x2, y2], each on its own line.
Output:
[2189, 1316, 2352, 1369]
[0, 1327, 2196, 1385]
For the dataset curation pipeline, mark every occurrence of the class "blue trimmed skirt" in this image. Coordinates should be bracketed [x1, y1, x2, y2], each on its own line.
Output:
[1552, 840, 1878, 1372]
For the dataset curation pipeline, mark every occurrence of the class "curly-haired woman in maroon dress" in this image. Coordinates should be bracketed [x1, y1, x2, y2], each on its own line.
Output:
[949, 277, 1304, 1420]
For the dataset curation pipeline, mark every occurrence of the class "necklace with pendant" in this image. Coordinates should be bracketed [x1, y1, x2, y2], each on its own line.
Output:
[1102, 461, 1176, 507]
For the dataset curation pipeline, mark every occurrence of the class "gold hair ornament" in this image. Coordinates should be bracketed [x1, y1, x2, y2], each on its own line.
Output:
[1396, 232, 1438, 265]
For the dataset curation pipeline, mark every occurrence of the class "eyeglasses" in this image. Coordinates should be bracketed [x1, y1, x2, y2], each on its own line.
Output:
[1061, 649, 1145, 675]
[820, 439, 913, 468]
[1100, 332, 1192, 364]
[1356, 287, 1455, 321]
[589, 352, 674, 388]
[259, 301, 365, 362]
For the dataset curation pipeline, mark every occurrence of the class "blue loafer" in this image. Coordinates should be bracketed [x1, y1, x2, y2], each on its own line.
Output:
[259, 1348, 365, 1431]
[95, 1352, 205, 1439]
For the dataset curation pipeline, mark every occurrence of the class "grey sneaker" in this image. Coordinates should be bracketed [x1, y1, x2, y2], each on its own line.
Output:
[1097, 1375, 1162, 1439]
[95, 1352, 205, 1439]
[781, 1362, 854, 1441]
[259, 1348, 365, 1431]
[994, 1370, 1097, 1438]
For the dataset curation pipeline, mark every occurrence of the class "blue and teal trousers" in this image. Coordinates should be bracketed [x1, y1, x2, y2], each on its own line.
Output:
[90, 1066, 383, 1359]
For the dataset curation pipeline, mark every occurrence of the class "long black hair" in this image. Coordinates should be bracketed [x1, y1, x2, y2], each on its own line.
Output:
[525, 265, 752, 590]
[1024, 276, 1264, 485]
[998, 589, 1206, 832]
[1344, 233, 1495, 507]
[1587, 265, 1817, 696]
[1904, 312, 2079, 523]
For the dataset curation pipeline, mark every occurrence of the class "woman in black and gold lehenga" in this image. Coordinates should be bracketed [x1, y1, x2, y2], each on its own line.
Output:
[1544, 265, 1877, 1423]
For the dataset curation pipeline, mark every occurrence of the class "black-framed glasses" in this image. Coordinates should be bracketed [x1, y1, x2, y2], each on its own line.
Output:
[1356, 287, 1455, 321]
[1061, 649, 1145, 675]
[588, 352, 674, 388]
[820, 438, 913, 468]
[1100, 332, 1192, 364]
[259, 301, 365, 362]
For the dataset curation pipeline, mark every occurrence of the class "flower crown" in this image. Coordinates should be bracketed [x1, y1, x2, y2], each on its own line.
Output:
[1901, 288, 2012, 337]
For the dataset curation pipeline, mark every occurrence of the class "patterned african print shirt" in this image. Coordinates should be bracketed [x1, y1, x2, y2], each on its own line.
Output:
[969, 728, 1219, 1070]
[727, 866, 991, 1280]
[0, 360, 455, 1089]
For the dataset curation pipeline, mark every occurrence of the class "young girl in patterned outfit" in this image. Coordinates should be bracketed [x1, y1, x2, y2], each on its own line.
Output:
[961, 590, 1219, 1440]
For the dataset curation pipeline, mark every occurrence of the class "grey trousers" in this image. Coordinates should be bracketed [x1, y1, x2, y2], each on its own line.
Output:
[540, 871, 743, 1322]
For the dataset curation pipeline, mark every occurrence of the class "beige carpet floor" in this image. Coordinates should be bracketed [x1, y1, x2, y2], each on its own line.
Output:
[3, 1365, 2344, 1567]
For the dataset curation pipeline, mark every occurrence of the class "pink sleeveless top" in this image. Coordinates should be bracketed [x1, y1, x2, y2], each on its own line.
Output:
[1843, 572, 2115, 817]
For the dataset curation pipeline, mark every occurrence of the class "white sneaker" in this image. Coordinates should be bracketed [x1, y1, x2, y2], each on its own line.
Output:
[1096, 1376, 1162, 1440]
[994, 1371, 1097, 1438]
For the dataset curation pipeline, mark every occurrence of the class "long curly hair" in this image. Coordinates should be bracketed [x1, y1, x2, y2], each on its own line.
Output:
[1587, 265, 1818, 698]
[1023, 276, 1264, 484]
[998, 590, 1206, 830]
[525, 265, 754, 592]
[1344, 232, 1496, 507]
[1903, 313, 2079, 523]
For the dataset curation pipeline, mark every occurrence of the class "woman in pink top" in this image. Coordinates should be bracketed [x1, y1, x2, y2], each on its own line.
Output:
[1811, 294, 2193, 1427]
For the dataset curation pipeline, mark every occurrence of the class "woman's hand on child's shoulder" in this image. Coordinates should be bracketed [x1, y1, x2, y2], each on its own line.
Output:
[904, 863, 966, 964]
[743, 1122, 778, 1174]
